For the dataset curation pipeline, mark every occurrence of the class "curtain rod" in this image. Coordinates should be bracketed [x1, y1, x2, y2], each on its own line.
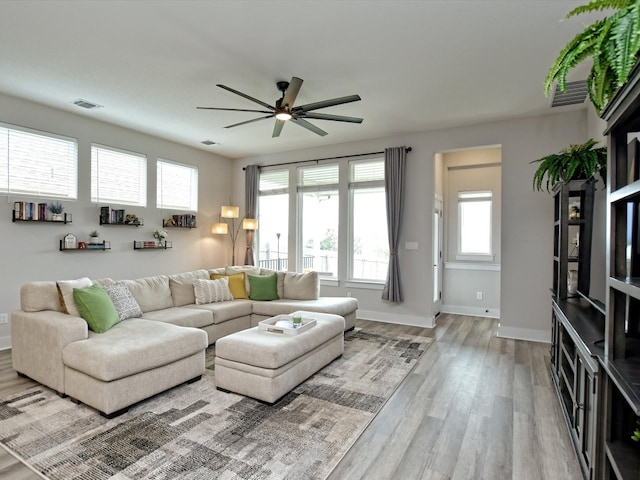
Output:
[243, 147, 412, 170]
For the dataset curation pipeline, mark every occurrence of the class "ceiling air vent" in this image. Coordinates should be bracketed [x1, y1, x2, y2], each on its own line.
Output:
[72, 99, 103, 109]
[201, 140, 218, 146]
[551, 80, 588, 107]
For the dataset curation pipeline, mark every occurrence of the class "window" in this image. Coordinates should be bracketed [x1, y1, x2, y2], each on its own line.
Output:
[0, 123, 77, 199]
[349, 159, 388, 281]
[458, 190, 492, 257]
[157, 159, 198, 211]
[91, 144, 147, 206]
[258, 169, 289, 270]
[298, 164, 339, 277]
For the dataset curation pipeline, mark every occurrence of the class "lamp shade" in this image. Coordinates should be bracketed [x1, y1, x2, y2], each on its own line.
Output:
[211, 222, 228, 235]
[221, 205, 239, 218]
[242, 218, 258, 230]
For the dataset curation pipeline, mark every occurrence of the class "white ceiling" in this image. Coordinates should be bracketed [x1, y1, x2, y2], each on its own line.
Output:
[0, 1, 603, 159]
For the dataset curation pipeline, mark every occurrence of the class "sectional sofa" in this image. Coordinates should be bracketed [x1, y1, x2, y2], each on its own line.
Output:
[11, 266, 358, 416]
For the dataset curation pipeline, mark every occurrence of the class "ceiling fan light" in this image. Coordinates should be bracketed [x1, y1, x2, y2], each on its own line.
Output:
[275, 111, 292, 121]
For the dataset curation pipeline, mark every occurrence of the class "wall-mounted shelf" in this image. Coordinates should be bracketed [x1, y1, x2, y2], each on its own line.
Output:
[99, 218, 143, 227]
[163, 214, 197, 228]
[13, 210, 72, 224]
[133, 240, 172, 250]
[60, 240, 110, 251]
[99, 206, 142, 226]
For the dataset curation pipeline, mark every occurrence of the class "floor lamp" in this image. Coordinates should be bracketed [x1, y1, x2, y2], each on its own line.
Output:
[211, 205, 258, 265]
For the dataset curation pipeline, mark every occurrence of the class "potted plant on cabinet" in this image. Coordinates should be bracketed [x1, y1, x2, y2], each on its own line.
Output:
[531, 138, 607, 192]
[47, 202, 64, 221]
[544, 0, 640, 114]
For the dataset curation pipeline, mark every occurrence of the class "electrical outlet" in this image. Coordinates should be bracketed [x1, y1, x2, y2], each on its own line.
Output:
[0, 313, 8, 324]
[476, 291, 483, 300]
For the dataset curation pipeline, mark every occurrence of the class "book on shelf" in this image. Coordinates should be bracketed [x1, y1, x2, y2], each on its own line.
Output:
[13, 201, 54, 221]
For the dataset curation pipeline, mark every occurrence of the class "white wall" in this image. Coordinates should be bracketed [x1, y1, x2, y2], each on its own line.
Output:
[0, 93, 234, 349]
[233, 109, 588, 342]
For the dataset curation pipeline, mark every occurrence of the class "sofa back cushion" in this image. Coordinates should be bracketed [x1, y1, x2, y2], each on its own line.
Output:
[121, 275, 173, 313]
[20, 281, 62, 313]
[169, 269, 210, 306]
[283, 271, 319, 300]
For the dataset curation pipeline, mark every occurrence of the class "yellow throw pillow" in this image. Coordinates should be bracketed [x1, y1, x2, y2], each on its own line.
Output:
[211, 272, 247, 299]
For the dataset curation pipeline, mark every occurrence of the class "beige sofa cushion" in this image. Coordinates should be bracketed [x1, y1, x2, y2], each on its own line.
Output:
[20, 281, 63, 313]
[186, 299, 253, 325]
[251, 297, 358, 318]
[142, 306, 213, 328]
[62, 318, 207, 382]
[283, 271, 319, 300]
[121, 275, 173, 313]
[169, 269, 210, 306]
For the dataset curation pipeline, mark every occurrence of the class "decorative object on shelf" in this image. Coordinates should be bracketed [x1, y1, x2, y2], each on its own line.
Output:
[569, 203, 580, 220]
[47, 202, 64, 221]
[63, 233, 77, 250]
[544, 0, 640, 113]
[153, 229, 168, 247]
[531, 139, 607, 192]
[125, 214, 139, 225]
[89, 230, 100, 244]
[211, 204, 258, 264]
[163, 214, 197, 228]
[567, 269, 578, 295]
[632, 419, 640, 442]
[133, 240, 172, 250]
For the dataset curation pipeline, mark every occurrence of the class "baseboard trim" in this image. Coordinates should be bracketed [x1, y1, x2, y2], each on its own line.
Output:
[0, 335, 11, 351]
[441, 305, 500, 319]
[357, 309, 435, 328]
[497, 325, 550, 344]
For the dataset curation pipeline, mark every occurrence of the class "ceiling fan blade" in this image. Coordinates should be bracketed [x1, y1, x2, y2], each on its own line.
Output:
[291, 118, 328, 136]
[299, 112, 363, 123]
[197, 107, 273, 114]
[281, 77, 303, 109]
[272, 119, 285, 138]
[294, 94, 361, 113]
[217, 84, 275, 110]
[224, 114, 274, 129]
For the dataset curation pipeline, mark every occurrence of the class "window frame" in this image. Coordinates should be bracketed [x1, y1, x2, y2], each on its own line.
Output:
[156, 158, 198, 212]
[456, 189, 493, 261]
[0, 122, 78, 200]
[348, 158, 388, 283]
[91, 143, 147, 207]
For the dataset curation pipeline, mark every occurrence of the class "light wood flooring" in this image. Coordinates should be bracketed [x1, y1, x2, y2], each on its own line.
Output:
[0, 314, 581, 480]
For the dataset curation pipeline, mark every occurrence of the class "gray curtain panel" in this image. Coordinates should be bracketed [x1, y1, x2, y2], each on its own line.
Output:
[382, 146, 407, 302]
[244, 165, 260, 265]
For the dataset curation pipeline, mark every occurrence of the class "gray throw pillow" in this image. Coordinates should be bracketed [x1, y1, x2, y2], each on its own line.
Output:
[102, 283, 143, 321]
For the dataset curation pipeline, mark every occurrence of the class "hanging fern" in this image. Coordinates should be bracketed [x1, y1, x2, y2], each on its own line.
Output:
[544, 0, 640, 113]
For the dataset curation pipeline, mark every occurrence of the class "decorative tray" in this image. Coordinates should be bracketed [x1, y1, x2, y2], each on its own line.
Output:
[258, 315, 317, 335]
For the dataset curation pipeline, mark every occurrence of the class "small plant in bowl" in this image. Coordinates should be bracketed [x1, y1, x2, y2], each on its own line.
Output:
[89, 230, 100, 244]
[47, 202, 64, 221]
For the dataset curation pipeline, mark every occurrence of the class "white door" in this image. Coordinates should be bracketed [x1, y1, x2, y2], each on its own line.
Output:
[433, 195, 443, 316]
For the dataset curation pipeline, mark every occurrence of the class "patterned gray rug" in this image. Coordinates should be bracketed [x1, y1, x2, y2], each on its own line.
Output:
[0, 329, 432, 480]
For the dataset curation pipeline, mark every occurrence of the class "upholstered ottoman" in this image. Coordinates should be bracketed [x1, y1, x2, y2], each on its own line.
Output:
[214, 311, 345, 403]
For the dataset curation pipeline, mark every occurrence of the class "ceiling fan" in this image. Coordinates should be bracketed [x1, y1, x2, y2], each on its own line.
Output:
[197, 76, 363, 137]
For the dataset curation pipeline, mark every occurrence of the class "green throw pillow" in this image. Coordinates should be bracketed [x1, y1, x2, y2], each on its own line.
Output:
[73, 284, 120, 333]
[247, 273, 279, 301]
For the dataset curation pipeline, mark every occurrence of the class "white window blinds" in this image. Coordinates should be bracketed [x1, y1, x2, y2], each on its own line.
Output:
[260, 169, 289, 195]
[298, 164, 339, 192]
[91, 144, 147, 206]
[0, 123, 77, 198]
[157, 159, 198, 211]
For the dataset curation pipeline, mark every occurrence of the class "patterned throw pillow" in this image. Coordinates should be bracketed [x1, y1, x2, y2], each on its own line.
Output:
[102, 283, 143, 321]
[194, 277, 234, 304]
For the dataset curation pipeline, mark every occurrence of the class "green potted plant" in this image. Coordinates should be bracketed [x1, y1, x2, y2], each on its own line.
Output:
[47, 201, 64, 221]
[89, 230, 100, 244]
[544, 0, 640, 113]
[531, 138, 607, 192]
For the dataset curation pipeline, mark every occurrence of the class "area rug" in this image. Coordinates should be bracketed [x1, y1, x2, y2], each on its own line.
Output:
[0, 328, 432, 480]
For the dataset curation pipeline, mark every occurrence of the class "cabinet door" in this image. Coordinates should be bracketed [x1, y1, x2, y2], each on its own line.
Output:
[576, 353, 597, 478]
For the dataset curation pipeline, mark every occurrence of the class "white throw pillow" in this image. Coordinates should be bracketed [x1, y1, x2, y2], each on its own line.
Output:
[193, 277, 233, 304]
[57, 277, 93, 316]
